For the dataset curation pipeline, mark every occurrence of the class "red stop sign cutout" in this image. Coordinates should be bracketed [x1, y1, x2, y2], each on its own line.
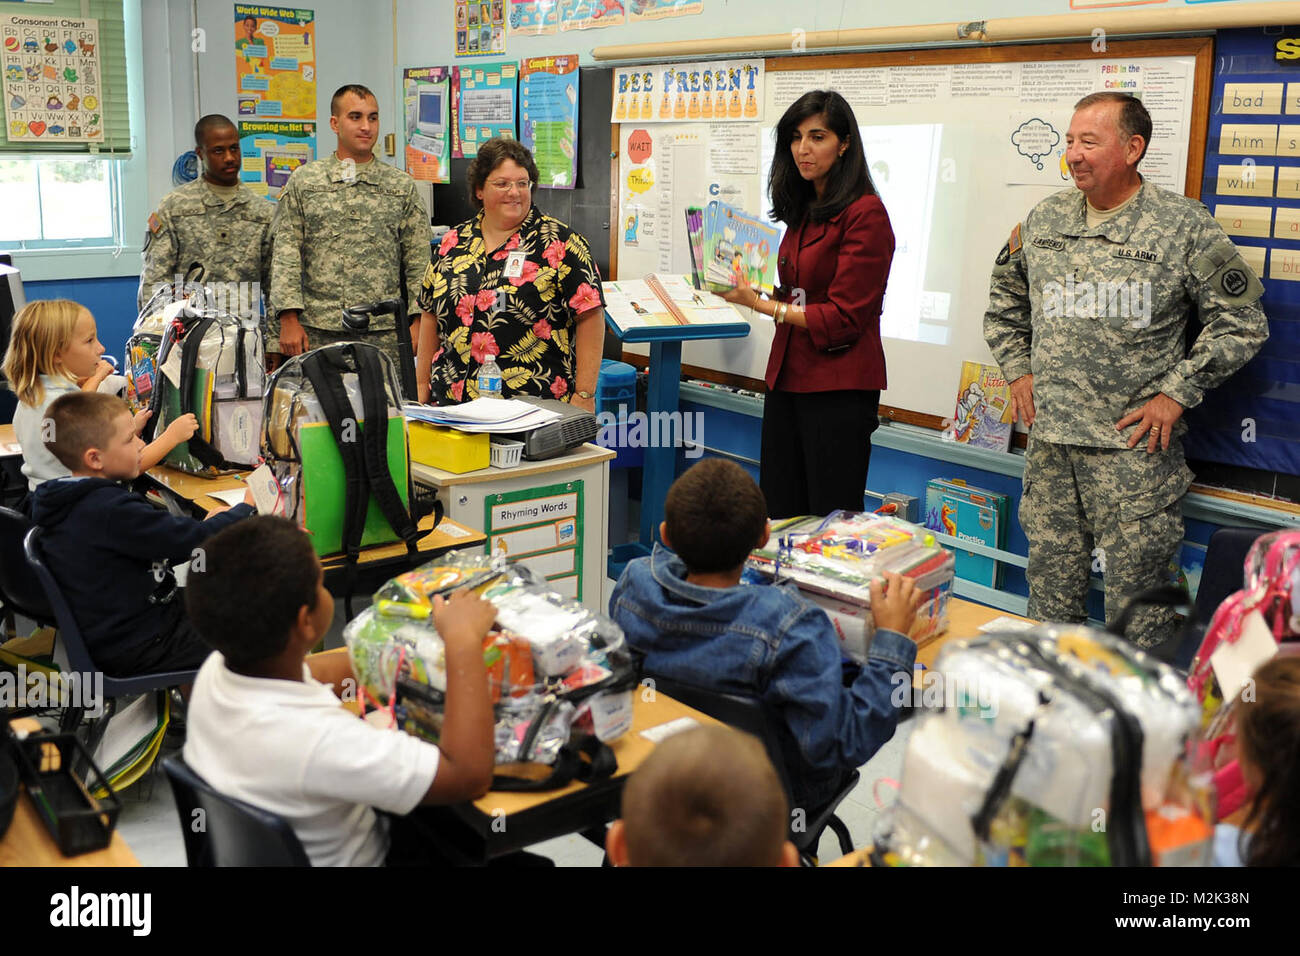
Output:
[627, 129, 652, 164]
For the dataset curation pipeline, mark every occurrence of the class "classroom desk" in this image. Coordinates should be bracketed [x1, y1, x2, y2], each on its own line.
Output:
[0, 790, 141, 866]
[411, 443, 615, 614]
[0, 423, 23, 506]
[409, 690, 718, 863]
[139, 464, 487, 583]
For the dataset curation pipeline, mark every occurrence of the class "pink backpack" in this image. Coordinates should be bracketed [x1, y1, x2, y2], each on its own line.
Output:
[1188, 530, 1300, 819]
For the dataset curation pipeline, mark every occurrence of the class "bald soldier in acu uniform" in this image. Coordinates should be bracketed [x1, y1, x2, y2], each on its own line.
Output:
[269, 84, 431, 371]
[138, 114, 274, 317]
[984, 92, 1269, 650]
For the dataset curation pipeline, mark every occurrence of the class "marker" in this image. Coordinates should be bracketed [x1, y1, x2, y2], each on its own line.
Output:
[375, 599, 432, 620]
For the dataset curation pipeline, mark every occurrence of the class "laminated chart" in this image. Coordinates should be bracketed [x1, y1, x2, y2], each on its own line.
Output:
[238, 120, 316, 201]
[520, 55, 579, 188]
[560, 0, 625, 31]
[458, 61, 518, 155]
[509, 0, 560, 36]
[2, 13, 103, 143]
[628, 0, 702, 21]
[457, 0, 506, 57]
[234, 5, 316, 120]
[404, 66, 451, 183]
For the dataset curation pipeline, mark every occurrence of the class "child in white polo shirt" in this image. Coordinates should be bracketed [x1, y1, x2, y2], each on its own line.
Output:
[182, 515, 496, 866]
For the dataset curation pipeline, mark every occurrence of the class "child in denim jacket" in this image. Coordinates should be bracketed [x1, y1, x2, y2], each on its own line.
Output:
[610, 459, 920, 813]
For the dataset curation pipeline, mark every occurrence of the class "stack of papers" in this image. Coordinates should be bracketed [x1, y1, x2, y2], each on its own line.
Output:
[404, 398, 563, 434]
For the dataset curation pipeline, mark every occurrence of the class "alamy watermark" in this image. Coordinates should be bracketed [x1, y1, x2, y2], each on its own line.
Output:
[149, 276, 262, 321]
[890, 670, 999, 718]
[1, 664, 103, 717]
[596, 410, 705, 459]
[1041, 274, 1152, 328]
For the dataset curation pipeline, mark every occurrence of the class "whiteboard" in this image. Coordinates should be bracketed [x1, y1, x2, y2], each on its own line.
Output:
[613, 49, 1201, 420]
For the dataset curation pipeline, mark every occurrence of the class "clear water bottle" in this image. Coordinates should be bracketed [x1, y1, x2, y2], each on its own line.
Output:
[477, 355, 503, 400]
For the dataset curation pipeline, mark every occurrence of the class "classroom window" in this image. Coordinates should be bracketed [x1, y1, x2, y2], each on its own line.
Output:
[0, 157, 119, 249]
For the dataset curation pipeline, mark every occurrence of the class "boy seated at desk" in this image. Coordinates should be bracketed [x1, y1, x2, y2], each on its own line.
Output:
[609, 458, 921, 815]
[606, 724, 799, 866]
[30, 391, 255, 677]
[183, 516, 498, 867]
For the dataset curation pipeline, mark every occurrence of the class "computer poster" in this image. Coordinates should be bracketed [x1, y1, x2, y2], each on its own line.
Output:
[403, 66, 451, 183]
[520, 55, 578, 188]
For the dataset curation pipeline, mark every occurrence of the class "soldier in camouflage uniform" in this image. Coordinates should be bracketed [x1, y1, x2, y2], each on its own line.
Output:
[138, 114, 273, 318]
[269, 84, 431, 372]
[984, 92, 1269, 649]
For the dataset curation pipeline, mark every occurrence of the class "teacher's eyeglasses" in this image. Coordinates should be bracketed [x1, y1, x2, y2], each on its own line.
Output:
[488, 179, 533, 193]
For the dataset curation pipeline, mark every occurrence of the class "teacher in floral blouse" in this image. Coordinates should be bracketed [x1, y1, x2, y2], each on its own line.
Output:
[416, 138, 605, 411]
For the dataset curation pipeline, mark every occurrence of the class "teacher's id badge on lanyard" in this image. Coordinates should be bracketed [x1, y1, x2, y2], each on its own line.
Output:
[504, 251, 527, 279]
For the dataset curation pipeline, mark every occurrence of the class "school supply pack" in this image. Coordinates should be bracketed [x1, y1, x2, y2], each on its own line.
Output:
[344, 552, 636, 790]
[747, 511, 955, 662]
[873, 625, 1213, 867]
[924, 479, 1010, 589]
[262, 341, 437, 612]
[126, 262, 208, 414]
[1188, 530, 1300, 819]
[145, 301, 266, 475]
[685, 201, 780, 294]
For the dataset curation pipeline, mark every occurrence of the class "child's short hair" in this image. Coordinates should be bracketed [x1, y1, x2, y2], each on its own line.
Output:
[620, 725, 788, 866]
[44, 391, 130, 471]
[664, 459, 766, 573]
[1, 299, 87, 406]
[1237, 655, 1300, 867]
[185, 516, 323, 670]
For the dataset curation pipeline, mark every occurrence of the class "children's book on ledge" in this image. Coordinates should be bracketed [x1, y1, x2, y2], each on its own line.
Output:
[942, 360, 1015, 453]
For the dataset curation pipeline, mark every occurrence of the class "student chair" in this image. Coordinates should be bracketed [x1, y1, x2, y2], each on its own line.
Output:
[162, 753, 311, 867]
[23, 526, 198, 745]
[0, 506, 54, 636]
[645, 674, 859, 866]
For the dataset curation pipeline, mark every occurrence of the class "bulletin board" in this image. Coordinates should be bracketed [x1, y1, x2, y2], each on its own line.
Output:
[609, 38, 1214, 427]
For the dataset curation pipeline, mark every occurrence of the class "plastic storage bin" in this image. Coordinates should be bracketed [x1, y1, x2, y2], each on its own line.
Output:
[490, 438, 524, 469]
[9, 729, 121, 856]
[408, 421, 490, 474]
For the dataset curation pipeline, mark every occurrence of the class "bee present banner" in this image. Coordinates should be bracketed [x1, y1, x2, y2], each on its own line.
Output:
[2, 13, 103, 143]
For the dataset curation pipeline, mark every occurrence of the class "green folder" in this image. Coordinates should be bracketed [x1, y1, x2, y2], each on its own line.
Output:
[298, 418, 411, 558]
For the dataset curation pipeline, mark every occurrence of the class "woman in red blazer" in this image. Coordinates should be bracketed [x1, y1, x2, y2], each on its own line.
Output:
[722, 90, 895, 518]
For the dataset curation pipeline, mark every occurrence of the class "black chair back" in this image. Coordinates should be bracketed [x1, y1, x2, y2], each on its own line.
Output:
[643, 674, 796, 803]
[162, 753, 310, 867]
[23, 525, 196, 696]
[1195, 527, 1267, 626]
[0, 506, 53, 625]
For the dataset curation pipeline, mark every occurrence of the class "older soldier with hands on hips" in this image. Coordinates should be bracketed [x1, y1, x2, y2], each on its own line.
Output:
[984, 92, 1269, 650]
